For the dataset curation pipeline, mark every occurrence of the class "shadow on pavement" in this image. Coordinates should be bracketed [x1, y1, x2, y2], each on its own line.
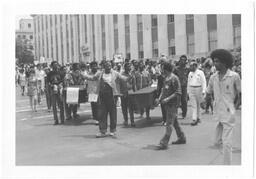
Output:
[133, 116, 162, 128]
[61, 134, 97, 139]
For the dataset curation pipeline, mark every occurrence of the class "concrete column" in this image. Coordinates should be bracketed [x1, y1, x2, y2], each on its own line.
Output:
[73, 15, 79, 62]
[86, 15, 94, 61]
[129, 15, 138, 59]
[62, 15, 67, 64]
[217, 14, 233, 49]
[174, 14, 187, 56]
[56, 15, 62, 64]
[194, 15, 208, 55]
[105, 15, 114, 60]
[67, 15, 72, 63]
[38, 15, 43, 58]
[142, 15, 152, 59]
[94, 15, 102, 62]
[157, 15, 168, 57]
[118, 14, 126, 58]
[47, 15, 52, 60]
[35, 16, 40, 60]
[43, 15, 48, 58]
[52, 15, 57, 61]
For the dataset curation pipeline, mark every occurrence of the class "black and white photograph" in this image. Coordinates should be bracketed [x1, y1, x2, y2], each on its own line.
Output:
[1, 0, 255, 178]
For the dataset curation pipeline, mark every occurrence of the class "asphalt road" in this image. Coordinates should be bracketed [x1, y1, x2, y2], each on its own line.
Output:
[15, 86, 241, 165]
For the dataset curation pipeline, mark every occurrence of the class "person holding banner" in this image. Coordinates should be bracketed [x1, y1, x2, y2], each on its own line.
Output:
[64, 63, 84, 120]
[94, 60, 131, 138]
[47, 61, 65, 125]
[87, 61, 100, 125]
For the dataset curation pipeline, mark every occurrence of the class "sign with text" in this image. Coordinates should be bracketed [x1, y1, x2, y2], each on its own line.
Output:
[66, 87, 79, 104]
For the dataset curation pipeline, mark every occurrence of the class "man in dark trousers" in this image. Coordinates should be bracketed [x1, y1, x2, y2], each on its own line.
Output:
[47, 61, 65, 125]
[173, 55, 189, 119]
[155, 61, 186, 150]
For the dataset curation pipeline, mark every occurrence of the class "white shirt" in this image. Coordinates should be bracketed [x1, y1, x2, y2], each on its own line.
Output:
[102, 73, 112, 86]
[207, 69, 241, 124]
[187, 69, 207, 93]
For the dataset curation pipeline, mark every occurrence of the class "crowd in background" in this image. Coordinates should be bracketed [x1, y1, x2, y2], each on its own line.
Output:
[15, 48, 241, 164]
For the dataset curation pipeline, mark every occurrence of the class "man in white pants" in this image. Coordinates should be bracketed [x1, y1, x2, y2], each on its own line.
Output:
[187, 60, 206, 126]
[207, 49, 241, 165]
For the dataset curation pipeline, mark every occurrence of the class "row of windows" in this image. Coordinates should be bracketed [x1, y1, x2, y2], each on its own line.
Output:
[35, 14, 241, 61]
[17, 34, 33, 40]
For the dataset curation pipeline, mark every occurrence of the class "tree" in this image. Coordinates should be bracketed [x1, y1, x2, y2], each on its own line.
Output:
[15, 37, 34, 64]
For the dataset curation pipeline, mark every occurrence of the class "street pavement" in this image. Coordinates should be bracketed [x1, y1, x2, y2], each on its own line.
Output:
[16, 86, 241, 165]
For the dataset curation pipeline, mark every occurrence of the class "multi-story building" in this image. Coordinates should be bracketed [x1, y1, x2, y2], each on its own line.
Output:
[16, 18, 35, 54]
[31, 14, 241, 64]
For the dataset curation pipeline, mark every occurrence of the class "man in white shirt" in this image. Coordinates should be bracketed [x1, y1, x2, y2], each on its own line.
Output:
[187, 60, 206, 126]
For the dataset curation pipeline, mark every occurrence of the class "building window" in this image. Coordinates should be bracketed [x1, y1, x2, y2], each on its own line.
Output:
[232, 14, 241, 48]
[168, 39, 175, 56]
[152, 15, 158, 58]
[207, 15, 217, 52]
[30, 35, 33, 40]
[208, 30, 217, 51]
[152, 41, 158, 58]
[167, 15, 174, 23]
[152, 15, 158, 27]
[125, 15, 130, 59]
[186, 14, 194, 20]
[137, 15, 143, 58]
[23, 35, 26, 39]
[187, 34, 195, 55]
[28, 23, 31, 28]
[17, 35, 20, 38]
[168, 14, 175, 56]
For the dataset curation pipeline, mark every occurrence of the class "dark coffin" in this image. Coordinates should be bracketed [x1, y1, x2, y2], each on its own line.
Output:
[63, 85, 88, 103]
[128, 86, 157, 110]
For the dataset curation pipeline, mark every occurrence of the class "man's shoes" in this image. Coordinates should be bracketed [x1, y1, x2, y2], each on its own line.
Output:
[123, 121, 128, 127]
[162, 121, 167, 126]
[66, 117, 72, 121]
[54, 121, 59, 125]
[96, 132, 107, 138]
[191, 118, 200, 126]
[155, 144, 168, 150]
[73, 114, 80, 119]
[190, 120, 198, 126]
[172, 138, 186, 144]
[60, 120, 64, 124]
[109, 132, 116, 137]
[131, 123, 136, 127]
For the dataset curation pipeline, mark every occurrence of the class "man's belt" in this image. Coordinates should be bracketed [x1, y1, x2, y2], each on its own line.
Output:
[190, 85, 202, 88]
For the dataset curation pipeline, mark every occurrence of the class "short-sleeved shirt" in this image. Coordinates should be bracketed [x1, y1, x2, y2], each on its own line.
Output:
[160, 73, 182, 106]
[47, 70, 63, 85]
[173, 66, 189, 87]
[207, 69, 241, 124]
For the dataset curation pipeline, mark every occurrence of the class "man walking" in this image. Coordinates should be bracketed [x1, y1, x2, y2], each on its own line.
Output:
[155, 62, 186, 150]
[187, 59, 206, 126]
[173, 55, 189, 119]
[207, 49, 241, 165]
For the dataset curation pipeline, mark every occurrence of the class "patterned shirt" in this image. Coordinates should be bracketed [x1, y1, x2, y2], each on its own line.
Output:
[160, 73, 181, 106]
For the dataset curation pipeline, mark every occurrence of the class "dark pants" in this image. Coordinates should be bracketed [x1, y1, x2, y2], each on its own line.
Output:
[180, 86, 188, 118]
[51, 90, 64, 123]
[205, 93, 213, 112]
[98, 84, 117, 133]
[65, 104, 78, 118]
[140, 107, 150, 118]
[160, 104, 185, 147]
[160, 104, 166, 122]
[91, 102, 98, 121]
[121, 95, 134, 123]
[45, 86, 52, 110]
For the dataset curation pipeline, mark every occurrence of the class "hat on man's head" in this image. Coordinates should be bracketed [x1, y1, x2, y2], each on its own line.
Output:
[190, 59, 197, 65]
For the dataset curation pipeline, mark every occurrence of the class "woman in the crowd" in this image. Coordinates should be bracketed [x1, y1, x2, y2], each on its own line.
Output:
[27, 68, 39, 112]
[18, 68, 26, 96]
